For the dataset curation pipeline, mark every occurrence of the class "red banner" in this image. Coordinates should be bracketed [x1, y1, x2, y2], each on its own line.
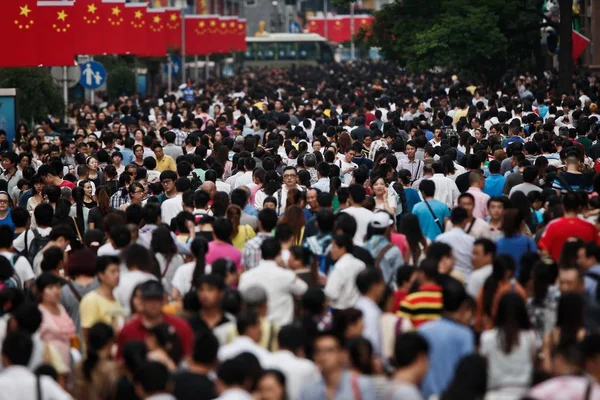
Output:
[184, 15, 218, 55]
[164, 7, 181, 50]
[306, 15, 373, 43]
[145, 8, 167, 57]
[233, 18, 247, 52]
[0, 0, 41, 66]
[36, 1, 76, 66]
[573, 30, 590, 61]
[123, 2, 147, 55]
[100, 0, 127, 54]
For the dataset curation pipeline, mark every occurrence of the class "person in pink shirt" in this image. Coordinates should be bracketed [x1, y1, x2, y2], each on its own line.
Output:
[390, 231, 410, 264]
[205, 217, 242, 270]
[465, 172, 490, 220]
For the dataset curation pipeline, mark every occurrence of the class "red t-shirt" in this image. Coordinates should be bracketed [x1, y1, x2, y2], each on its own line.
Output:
[116, 314, 194, 359]
[58, 180, 75, 189]
[538, 216, 600, 261]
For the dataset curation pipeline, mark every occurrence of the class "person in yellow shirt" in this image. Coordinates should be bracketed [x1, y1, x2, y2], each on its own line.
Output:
[79, 256, 125, 345]
[152, 143, 177, 172]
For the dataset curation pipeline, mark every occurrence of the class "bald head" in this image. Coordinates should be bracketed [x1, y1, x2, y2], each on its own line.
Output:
[200, 181, 216, 198]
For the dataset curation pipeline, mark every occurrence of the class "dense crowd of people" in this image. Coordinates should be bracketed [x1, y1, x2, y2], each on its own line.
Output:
[2, 62, 600, 399]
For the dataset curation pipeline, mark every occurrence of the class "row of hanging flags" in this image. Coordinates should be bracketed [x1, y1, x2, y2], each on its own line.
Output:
[0, 0, 247, 67]
[305, 15, 374, 43]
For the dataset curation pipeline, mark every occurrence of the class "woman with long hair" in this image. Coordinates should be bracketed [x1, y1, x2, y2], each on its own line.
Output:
[279, 205, 306, 246]
[171, 237, 208, 301]
[475, 254, 528, 333]
[495, 209, 538, 278]
[73, 322, 119, 400]
[253, 170, 282, 211]
[120, 182, 145, 210]
[527, 259, 560, 337]
[480, 293, 537, 398]
[215, 145, 232, 180]
[440, 354, 488, 400]
[26, 174, 44, 216]
[541, 292, 587, 373]
[227, 204, 255, 251]
[86, 155, 105, 187]
[88, 185, 114, 231]
[370, 174, 397, 215]
[398, 214, 429, 265]
[509, 191, 535, 234]
[70, 186, 90, 237]
[79, 179, 97, 209]
[151, 226, 185, 293]
[28, 135, 40, 160]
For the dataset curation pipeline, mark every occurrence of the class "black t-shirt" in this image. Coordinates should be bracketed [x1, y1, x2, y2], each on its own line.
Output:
[187, 312, 231, 334]
[173, 372, 216, 400]
[88, 207, 116, 231]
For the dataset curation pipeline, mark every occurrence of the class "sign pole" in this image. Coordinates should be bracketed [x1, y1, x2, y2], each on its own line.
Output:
[350, 2, 355, 61]
[181, 8, 186, 84]
[90, 56, 95, 105]
[205, 55, 209, 81]
[323, 0, 328, 40]
[167, 56, 173, 93]
[63, 66, 68, 122]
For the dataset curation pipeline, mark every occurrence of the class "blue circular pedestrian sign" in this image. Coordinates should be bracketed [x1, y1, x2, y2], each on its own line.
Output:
[80, 61, 106, 90]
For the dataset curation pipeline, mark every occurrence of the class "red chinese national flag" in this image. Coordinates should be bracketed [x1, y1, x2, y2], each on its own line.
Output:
[233, 18, 247, 52]
[72, 0, 109, 55]
[164, 8, 182, 50]
[124, 2, 148, 55]
[36, 1, 76, 66]
[184, 15, 218, 55]
[102, 0, 127, 54]
[145, 8, 167, 57]
[306, 17, 325, 37]
[327, 16, 351, 43]
[218, 16, 237, 53]
[572, 30, 590, 61]
[0, 0, 40, 67]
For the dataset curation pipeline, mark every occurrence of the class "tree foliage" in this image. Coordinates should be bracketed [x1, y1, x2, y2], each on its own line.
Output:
[0, 68, 65, 124]
[356, 0, 546, 85]
[107, 66, 137, 99]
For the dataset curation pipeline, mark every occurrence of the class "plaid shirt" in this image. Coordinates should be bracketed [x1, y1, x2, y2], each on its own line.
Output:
[109, 190, 129, 209]
[172, 129, 187, 147]
[241, 232, 272, 269]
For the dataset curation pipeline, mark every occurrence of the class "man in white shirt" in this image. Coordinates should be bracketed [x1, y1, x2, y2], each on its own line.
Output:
[215, 358, 253, 400]
[354, 269, 386, 359]
[0, 332, 71, 400]
[398, 141, 424, 184]
[225, 158, 245, 188]
[429, 162, 460, 208]
[338, 147, 358, 185]
[161, 177, 191, 227]
[217, 309, 270, 365]
[264, 325, 319, 400]
[324, 234, 366, 310]
[0, 226, 34, 289]
[435, 206, 475, 282]
[274, 166, 303, 216]
[467, 239, 496, 298]
[238, 238, 308, 325]
[312, 162, 331, 193]
[114, 244, 158, 316]
[233, 158, 256, 189]
[341, 184, 374, 245]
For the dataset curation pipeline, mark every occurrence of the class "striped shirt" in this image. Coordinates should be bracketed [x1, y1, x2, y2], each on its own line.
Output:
[398, 284, 443, 327]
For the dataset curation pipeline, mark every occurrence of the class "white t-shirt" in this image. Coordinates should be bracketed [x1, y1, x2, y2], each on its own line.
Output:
[0, 251, 34, 287]
[338, 159, 358, 186]
[170, 261, 195, 297]
[341, 207, 375, 245]
[161, 194, 183, 227]
[12, 227, 52, 253]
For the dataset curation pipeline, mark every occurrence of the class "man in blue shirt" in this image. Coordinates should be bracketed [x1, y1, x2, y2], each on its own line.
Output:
[412, 180, 450, 241]
[419, 278, 474, 399]
[299, 331, 375, 400]
[483, 160, 506, 197]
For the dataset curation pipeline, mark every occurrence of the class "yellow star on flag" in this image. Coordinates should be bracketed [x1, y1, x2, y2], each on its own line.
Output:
[20, 5, 32, 17]
[170, 13, 177, 21]
[134, 10, 143, 19]
[87, 3, 97, 14]
[112, 6, 121, 16]
[153, 15, 161, 23]
[57, 10, 68, 21]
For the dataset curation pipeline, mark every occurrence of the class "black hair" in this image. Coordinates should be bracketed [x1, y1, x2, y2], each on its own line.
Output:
[1, 332, 33, 366]
[133, 361, 171, 396]
[394, 332, 429, 368]
[83, 323, 114, 381]
[192, 330, 219, 365]
[260, 237, 281, 260]
[355, 268, 383, 295]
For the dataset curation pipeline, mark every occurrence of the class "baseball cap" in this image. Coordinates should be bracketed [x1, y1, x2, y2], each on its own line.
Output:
[369, 211, 394, 229]
[140, 280, 165, 299]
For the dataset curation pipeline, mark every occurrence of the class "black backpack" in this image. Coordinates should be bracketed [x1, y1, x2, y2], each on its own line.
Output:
[190, 172, 202, 191]
[28, 229, 51, 265]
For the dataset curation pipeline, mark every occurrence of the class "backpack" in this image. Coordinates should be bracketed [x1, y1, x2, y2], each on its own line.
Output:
[2, 255, 23, 290]
[28, 229, 51, 265]
[190, 172, 202, 191]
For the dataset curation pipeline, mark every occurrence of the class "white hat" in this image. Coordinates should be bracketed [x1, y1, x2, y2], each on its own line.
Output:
[369, 211, 394, 229]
